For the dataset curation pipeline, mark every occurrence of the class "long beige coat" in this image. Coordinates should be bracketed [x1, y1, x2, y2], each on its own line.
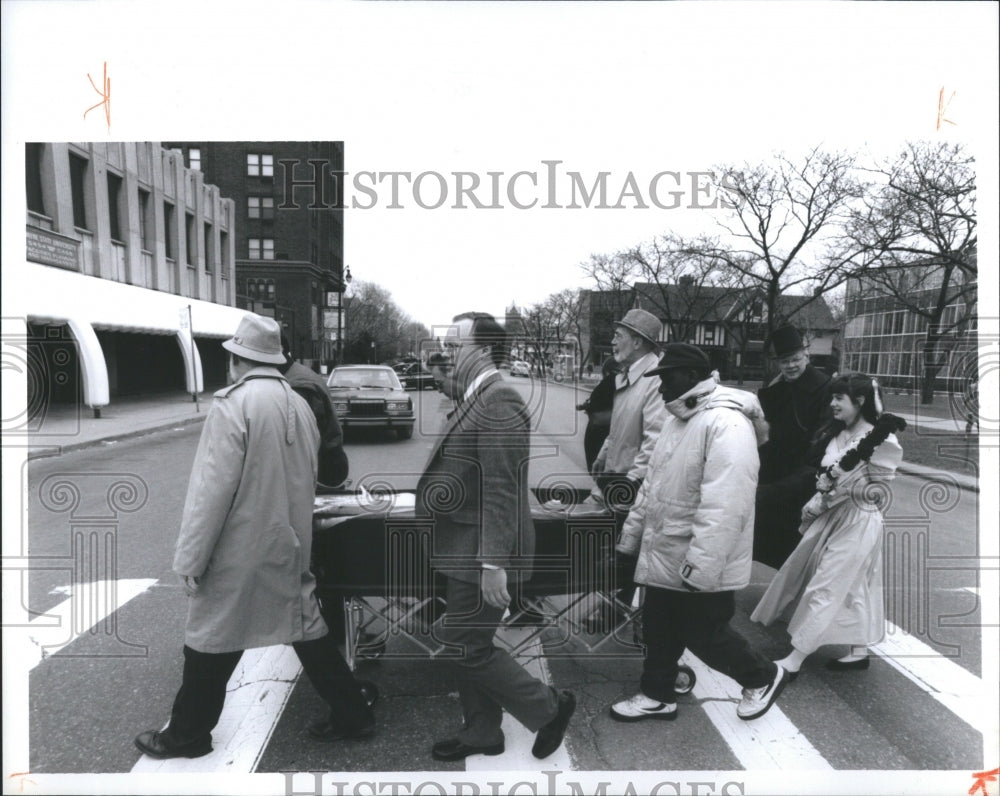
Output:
[173, 367, 326, 653]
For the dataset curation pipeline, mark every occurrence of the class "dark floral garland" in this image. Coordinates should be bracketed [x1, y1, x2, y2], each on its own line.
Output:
[816, 413, 907, 493]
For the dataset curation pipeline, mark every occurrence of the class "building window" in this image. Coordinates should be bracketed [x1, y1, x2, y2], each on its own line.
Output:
[220, 231, 229, 277]
[188, 148, 201, 171]
[107, 171, 124, 242]
[248, 196, 274, 220]
[164, 201, 176, 260]
[247, 153, 274, 177]
[138, 188, 151, 251]
[185, 212, 196, 265]
[69, 152, 89, 230]
[248, 238, 274, 260]
[204, 222, 213, 271]
[26, 143, 46, 215]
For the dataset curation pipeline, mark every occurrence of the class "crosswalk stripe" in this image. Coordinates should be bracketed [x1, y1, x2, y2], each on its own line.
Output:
[132, 645, 303, 773]
[464, 625, 575, 771]
[11, 578, 158, 671]
[872, 621, 988, 733]
[679, 651, 833, 770]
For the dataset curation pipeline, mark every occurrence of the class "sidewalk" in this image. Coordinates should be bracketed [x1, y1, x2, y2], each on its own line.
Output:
[18, 391, 213, 460]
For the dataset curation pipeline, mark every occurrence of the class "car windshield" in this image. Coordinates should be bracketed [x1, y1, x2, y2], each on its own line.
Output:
[328, 368, 400, 390]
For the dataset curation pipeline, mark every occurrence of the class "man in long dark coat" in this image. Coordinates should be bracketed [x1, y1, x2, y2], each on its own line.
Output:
[754, 324, 832, 569]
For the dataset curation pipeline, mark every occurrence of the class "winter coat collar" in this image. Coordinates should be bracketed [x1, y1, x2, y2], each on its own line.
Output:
[665, 378, 769, 445]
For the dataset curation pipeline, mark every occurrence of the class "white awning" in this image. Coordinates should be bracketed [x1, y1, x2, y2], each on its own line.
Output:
[24, 262, 247, 338]
[22, 262, 249, 407]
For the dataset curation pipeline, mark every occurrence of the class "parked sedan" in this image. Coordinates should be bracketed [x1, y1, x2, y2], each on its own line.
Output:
[394, 361, 437, 391]
[326, 365, 415, 440]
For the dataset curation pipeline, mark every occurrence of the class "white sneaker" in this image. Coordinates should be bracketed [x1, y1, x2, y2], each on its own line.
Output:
[737, 664, 788, 720]
[609, 693, 678, 722]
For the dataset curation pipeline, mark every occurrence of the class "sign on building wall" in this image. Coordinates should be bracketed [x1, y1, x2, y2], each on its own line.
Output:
[27, 228, 80, 271]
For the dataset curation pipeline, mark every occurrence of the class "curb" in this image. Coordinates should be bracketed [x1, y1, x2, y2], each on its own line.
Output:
[26, 414, 208, 461]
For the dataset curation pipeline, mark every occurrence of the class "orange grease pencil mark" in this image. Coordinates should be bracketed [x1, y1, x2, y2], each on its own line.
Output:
[936, 86, 956, 131]
[84, 61, 111, 133]
[970, 768, 999, 796]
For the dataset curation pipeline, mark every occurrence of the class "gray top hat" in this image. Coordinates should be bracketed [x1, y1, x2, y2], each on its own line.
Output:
[222, 314, 287, 365]
[614, 309, 661, 346]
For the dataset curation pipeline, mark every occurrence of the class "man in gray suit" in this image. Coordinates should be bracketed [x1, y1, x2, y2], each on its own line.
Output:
[417, 312, 575, 762]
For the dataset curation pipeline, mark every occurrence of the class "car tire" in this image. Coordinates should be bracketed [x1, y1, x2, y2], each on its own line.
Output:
[396, 427, 413, 440]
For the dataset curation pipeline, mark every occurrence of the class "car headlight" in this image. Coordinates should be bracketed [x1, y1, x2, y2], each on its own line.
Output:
[386, 400, 411, 412]
[332, 401, 348, 414]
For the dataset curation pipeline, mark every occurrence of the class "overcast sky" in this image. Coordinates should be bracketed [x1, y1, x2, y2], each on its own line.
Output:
[2, 1, 996, 332]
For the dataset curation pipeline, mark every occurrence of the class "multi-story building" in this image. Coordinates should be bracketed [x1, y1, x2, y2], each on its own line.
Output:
[842, 266, 977, 393]
[162, 142, 347, 367]
[23, 142, 244, 417]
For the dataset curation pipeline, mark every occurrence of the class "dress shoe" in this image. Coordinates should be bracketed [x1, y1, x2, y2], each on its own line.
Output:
[532, 690, 576, 759]
[825, 656, 870, 672]
[307, 718, 375, 742]
[134, 730, 211, 759]
[431, 737, 505, 761]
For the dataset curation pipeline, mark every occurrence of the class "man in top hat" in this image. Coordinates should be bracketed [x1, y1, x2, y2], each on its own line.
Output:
[591, 308, 667, 504]
[754, 324, 832, 569]
[135, 313, 375, 760]
[609, 343, 786, 724]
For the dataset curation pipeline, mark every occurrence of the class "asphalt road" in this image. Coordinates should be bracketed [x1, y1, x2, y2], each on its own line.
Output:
[16, 376, 992, 792]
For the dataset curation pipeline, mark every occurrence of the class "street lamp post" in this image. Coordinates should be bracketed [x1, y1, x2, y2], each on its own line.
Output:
[338, 265, 353, 365]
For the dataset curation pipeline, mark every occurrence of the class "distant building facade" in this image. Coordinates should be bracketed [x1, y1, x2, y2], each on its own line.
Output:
[842, 267, 977, 392]
[582, 284, 840, 382]
[24, 142, 244, 415]
[162, 142, 347, 366]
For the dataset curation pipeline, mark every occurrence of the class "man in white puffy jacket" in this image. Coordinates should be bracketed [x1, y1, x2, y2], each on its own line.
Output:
[609, 343, 788, 723]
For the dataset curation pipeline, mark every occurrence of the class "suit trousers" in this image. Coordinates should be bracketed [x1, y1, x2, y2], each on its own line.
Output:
[441, 576, 559, 746]
[640, 587, 776, 703]
[163, 634, 373, 746]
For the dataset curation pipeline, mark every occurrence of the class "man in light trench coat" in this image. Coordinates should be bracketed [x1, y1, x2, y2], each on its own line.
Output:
[134, 314, 375, 760]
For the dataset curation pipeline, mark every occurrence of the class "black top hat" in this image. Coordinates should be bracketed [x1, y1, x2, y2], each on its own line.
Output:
[770, 325, 805, 357]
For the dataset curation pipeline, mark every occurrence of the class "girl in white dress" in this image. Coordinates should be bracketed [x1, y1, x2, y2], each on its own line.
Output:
[751, 372, 904, 676]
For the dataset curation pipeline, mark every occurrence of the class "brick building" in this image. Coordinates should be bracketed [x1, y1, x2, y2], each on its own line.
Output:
[162, 142, 347, 367]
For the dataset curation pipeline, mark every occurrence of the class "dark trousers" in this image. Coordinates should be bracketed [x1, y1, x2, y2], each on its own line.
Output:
[163, 634, 373, 746]
[640, 587, 775, 703]
[440, 576, 558, 746]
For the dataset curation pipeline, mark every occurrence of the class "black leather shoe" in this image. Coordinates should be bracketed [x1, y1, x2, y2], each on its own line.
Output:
[825, 656, 870, 671]
[134, 730, 211, 759]
[532, 690, 576, 759]
[307, 719, 375, 742]
[431, 737, 504, 761]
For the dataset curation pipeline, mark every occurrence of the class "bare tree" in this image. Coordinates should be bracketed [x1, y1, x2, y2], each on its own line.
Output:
[845, 141, 977, 404]
[547, 288, 588, 378]
[343, 281, 430, 364]
[698, 147, 862, 366]
[624, 233, 737, 343]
